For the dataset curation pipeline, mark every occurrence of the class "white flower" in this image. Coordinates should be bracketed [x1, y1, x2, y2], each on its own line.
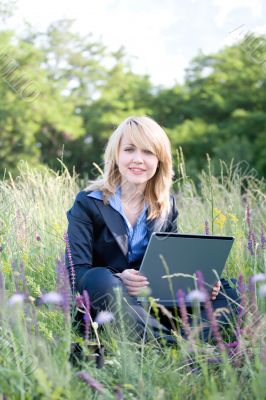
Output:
[95, 311, 114, 325]
[259, 284, 266, 297]
[186, 289, 207, 303]
[251, 273, 266, 283]
[91, 321, 99, 330]
[8, 294, 25, 305]
[41, 292, 63, 305]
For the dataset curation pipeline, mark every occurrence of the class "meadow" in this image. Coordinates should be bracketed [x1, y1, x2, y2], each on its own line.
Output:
[0, 155, 266, 400]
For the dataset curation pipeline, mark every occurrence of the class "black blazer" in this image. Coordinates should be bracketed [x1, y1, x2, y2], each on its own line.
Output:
[65, 190, 178, 274]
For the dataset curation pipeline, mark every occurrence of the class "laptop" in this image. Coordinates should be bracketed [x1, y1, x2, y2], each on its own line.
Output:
[137, 232, 234, 307]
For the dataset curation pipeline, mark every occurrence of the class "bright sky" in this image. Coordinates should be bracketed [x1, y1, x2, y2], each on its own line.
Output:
[7, 0, 266, 87]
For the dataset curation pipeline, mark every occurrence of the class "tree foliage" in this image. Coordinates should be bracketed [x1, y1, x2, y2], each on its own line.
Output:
[0, 9, 265, 181]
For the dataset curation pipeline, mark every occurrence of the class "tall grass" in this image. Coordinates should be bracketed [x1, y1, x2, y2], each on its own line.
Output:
[0, 157, 265, 399]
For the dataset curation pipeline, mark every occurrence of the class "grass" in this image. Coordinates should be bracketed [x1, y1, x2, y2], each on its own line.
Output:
[0, 156, 266, 399]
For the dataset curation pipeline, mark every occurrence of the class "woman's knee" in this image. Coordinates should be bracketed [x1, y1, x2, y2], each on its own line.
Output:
[220, 278, 239, 303]
[77, 267, 122, 311]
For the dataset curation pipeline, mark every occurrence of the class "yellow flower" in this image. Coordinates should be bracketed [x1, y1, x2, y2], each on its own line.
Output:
[2, 261, 11, 274]
[214, 208, 227, 230]
[227, 213, 238, 224]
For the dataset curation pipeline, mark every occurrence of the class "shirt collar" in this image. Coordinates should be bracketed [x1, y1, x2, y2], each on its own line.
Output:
[110, 185, 148, 216]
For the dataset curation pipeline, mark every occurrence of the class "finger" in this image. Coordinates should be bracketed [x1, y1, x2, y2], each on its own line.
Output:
[127, 269, 143, 275]
[126, 269, 148, 280]
[124, 279, 149, 288]
[124, 272, 148, 283]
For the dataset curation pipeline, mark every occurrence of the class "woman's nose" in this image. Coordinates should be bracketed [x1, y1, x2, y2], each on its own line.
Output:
[132, 151, 144, 163]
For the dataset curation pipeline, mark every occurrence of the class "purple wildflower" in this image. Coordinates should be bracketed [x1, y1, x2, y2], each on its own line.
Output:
[186, 289, 207, 303]
[177, 289, 191, 339]
[261, 226, 266, 250]
[259, 284, 266, 297]
[95, 311, 114, 325]
[82, 290, 91, 340]
[225, 340, 239, 349]
[76, 371, 104, 394]
[76, 294, 84, 309]
[236, 274, 247, 338]
[250, 273, 266, 283]
[56, 257, 71, 319]
[196, 271, 224, 351]
[114, 385, 124, 400]
[248, 277, 259, 327]
[64, 232, 76, 293]
[8, 293, 25, 305]
[247, 230, 255, 256]
[35, 234, 41, 241]
[40, 292, 64, 305]
[245, 205, 251, 229]
[204, 220, 210, 236]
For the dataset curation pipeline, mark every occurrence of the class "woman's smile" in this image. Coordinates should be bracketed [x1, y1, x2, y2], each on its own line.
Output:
[129, 167, 146, 174]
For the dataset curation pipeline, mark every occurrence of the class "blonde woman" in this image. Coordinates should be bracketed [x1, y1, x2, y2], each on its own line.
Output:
[66, 116, 237, 343]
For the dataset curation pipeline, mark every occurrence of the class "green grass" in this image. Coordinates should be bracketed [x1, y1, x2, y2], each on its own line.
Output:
[0, 157, 266, 399]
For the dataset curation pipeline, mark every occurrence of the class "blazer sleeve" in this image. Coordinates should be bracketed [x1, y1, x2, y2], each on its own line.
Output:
[65, 191, 94, 270]
[164, 195, 179, 233]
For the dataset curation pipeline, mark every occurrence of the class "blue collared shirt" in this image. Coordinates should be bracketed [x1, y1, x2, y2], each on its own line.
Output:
[87, 187, 149, 263]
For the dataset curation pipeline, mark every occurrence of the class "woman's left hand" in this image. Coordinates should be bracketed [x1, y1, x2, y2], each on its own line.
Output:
[211, 280, 221, 300]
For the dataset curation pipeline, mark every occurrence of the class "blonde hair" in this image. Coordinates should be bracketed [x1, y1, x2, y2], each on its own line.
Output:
[84, 116, 174, 220]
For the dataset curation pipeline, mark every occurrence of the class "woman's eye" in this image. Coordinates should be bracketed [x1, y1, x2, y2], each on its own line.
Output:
[143, 149, 153, 154]
[125, 148, 134, 152]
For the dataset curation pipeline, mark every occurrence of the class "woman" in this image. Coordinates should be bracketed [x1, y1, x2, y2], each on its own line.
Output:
[65, 116, 237, 344]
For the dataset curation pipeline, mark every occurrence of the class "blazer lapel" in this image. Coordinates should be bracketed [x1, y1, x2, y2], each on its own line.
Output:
[93, 199, 129, 258]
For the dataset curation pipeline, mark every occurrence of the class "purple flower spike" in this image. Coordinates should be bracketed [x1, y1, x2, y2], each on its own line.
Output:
[76, 371, 104, 394]
[246, 205, 251, 229]
[56, 257, 71, 320]
[82, 290, 91, 340]
[247, 230, 255, 256]
[64, 232, 76, 293]
[248, 277, 259, 327]
[236, 274, 247, 338]
[261, 226, 266, 250]
[225, 340, 239, 349]
[195, 270, 224, 352]
[204, 220, 210, 236]
[177, 289, 191, 339]
[76, 294, 84, 309]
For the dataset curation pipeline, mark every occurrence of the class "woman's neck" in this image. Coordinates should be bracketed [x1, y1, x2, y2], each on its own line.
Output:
[120, 181, 146, 205]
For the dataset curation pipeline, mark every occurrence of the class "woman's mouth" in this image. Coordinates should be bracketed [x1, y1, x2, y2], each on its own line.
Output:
[129, 168, 146, 174]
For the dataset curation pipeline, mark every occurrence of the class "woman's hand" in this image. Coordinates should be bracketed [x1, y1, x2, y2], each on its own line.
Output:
[211, 280, 221, 300]
[115, 269, 149, 296]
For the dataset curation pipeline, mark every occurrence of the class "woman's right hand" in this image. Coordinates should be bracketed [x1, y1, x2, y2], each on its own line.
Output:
[115, 269, 149, 296]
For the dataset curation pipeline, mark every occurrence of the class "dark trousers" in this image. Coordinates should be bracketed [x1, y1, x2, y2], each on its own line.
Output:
[72, 266, 239, 344]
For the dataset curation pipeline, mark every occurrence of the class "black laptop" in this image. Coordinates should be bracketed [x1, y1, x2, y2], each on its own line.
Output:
[138, 232, 234, 306]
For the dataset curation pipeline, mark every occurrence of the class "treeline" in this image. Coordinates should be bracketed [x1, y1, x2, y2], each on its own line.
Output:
[0, 14, 266, 181]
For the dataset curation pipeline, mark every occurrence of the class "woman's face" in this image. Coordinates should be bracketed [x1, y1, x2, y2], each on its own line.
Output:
[117, 133, 159, 187]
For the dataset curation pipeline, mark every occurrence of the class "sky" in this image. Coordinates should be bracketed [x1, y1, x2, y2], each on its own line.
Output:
[6, 0, 266, 87]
